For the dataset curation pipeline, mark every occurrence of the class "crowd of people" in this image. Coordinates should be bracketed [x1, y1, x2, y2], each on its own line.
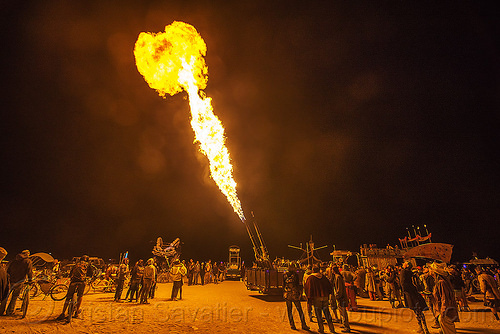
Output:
[1, 246, 500, 333]
[0, 247, 236, 323]
[283, 260, 500, 334]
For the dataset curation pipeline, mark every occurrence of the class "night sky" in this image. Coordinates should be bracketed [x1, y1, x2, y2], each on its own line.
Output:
[1, 2, 498, 264]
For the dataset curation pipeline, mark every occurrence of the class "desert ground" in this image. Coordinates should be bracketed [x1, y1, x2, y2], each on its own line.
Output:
[2, 280, 500, 334]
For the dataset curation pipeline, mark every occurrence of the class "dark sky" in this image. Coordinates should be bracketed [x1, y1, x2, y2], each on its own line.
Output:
[1, 1, 498, 264]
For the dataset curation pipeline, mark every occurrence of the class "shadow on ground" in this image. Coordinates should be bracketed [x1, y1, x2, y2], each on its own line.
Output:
[249, 294, 284, 302]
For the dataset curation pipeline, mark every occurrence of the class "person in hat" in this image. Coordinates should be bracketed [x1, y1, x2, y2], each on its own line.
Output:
[0, 247, 9, 316]
[169, 259, 186, 301]
[3, 249, 33, 316]
[283, 264, 309, 330]
[430, 262, 459, 333]
[400, 261, 430, 334]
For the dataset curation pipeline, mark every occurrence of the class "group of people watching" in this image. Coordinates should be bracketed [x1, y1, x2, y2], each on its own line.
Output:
[283, 260, 500, 334]
[185, 259, 228, 285]
[2, 246, 500, 334]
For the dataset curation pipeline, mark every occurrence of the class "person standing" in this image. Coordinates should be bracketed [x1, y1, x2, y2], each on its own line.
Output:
[354, 266, 367, 297]
[57, 255, 89, 320]
[461, 267, 474, 296]
[187, 259, 195, 285]
[170, 259, 187, 301]
[342, 265, 358, 311]
[332, 265, 351, 333]
[476, 266, 500, 321]
[431, 262, 459, 334]
[200, 262, 206, 285]
[0, 247, 9, 316]
[114, 258, 129, 302]
[305, 265, 336, 334]
[205, 260, 212, 284]
[3, 250, 33, 316]
[149, 259, 159, 299]
[420, 265, 440, 330]
[126, 259, 143, 302]
[365, 267, 377, 301]
[303, 264, 314, 322]
[283, 264, 309, 330]
[218, 262, 226, 282]
[448, 265, 469, 311]
[213, 261, 221, 284]
[193, 261, 200, 285]
[140, 258, 156, 304]
[400, 261, 429, 334]
[386, 265, 403, 308]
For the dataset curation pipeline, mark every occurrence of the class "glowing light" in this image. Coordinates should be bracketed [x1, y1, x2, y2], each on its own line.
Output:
[134, 21, 245, 221]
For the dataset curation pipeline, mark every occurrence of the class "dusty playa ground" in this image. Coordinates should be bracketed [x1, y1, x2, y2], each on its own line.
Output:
[2, 280, 500, 334]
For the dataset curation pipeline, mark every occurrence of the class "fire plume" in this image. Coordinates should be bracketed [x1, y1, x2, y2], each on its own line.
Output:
[134, 21, 245, 222]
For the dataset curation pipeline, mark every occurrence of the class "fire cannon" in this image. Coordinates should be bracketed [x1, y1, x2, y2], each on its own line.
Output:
[243, 213, 303, 295]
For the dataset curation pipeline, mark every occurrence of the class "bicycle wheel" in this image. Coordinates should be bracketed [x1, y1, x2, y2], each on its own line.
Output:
[109, 281, 116, 293]
[93, 279, 110, 292]
[31, 283, 40, 298]
[67, 296, 74, 323]
[18, 283, 38, 300]
[50, 284, 69, 301]
[21, 285, 30, 318]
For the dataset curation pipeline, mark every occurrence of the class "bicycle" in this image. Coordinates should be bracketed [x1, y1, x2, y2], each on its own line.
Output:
[20, 281, 33, 318]
[19, 277, 69, 301]
[66, 289, 77, 323]
[91, 276, 116, 293]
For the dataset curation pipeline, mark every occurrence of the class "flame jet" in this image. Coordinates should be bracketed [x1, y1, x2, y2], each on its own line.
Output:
[134, 21, 245, 222]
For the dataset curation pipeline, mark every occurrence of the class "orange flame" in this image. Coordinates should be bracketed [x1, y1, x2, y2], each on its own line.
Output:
[134, 21, 245, 221]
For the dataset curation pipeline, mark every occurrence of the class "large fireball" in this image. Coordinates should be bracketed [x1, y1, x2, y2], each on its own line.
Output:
[134, 21, 245, 222]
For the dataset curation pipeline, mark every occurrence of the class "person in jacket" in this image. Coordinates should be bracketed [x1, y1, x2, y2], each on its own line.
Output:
[420, 265, 440, 329]
[200, 262, 206, 285]
[332, 265, 351, 333]
[114, 258, 129, 302]
[283, 264, 309, 330]
[212, 261, 219, 284]
[187, 259, 195, 285]
[140, 258, 156, 304]
[431, 262, 459, 334]
[365, 267, 377, 301]
[3, 250, 33, 316]
[385, 265, 403, 308]
[193, 261, 200, 285]
[305, 265, 336, 334]
[57, 255, 90, 321]
[354, 266, 367, 297]
[170, 259, 187, 301]
[303, 264, 314, 322]
[126, 259, 143, 302]
[400, 261, 429, 334]
[476, 266, 500, 321]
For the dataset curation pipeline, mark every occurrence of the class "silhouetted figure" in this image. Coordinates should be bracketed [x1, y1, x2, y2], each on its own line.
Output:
[283, 264, 309, 330]
[3, 250, 33, 316]
[305, 265, 336, 334]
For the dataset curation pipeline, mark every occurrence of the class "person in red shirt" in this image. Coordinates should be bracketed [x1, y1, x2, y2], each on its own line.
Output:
[305, 265, 336, 333]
